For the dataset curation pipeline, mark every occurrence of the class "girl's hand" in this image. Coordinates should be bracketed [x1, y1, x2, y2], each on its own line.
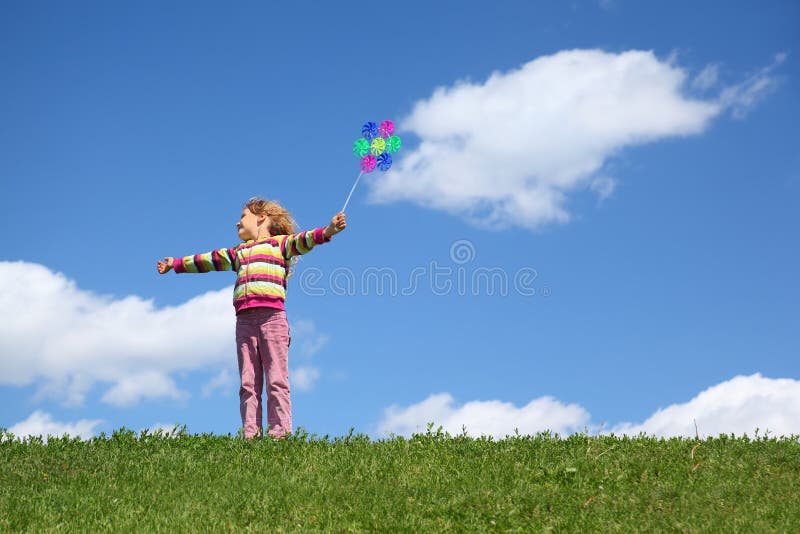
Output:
[324, 212, 347, 238]
[157, 257, 174, 274]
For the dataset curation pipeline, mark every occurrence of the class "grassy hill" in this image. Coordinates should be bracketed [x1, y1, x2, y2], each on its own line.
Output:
[2, 426, 798, 531]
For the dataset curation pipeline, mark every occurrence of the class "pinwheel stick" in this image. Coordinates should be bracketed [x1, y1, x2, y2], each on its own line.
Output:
[341, 171, 364, 213]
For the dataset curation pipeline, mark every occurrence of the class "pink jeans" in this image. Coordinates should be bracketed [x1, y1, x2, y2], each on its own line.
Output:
[235, 307, 292, 439]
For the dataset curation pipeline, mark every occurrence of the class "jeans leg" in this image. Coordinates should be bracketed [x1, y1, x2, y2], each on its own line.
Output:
[236, 318, 264, 439]
[260, 312, 292, 438]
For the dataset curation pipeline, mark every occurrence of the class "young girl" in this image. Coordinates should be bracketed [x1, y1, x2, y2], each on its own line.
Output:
[157, 197, 346, 439]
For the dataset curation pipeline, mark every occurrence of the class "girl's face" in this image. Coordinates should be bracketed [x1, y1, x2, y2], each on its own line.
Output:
[237, 208, 269, 240]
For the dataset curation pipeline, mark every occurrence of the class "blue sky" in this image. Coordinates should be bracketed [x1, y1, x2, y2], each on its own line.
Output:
[1, 1, 798, 440]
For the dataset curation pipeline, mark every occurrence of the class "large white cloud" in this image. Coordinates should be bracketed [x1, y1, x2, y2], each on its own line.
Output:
[366, 49, 782, 231]
[611, 373, 800, 438]
[0, 261, 327, 406]
[377, 374, 800, 439]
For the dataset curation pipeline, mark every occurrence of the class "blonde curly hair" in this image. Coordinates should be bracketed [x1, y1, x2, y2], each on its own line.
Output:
[244, 197, 301, 279]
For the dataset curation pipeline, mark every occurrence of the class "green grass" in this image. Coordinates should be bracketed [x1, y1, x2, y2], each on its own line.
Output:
[2, 426, 799, 532]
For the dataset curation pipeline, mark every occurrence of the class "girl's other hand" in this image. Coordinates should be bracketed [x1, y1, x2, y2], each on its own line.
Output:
[325, 212, 347, 238]
[157, 257, 174, 274]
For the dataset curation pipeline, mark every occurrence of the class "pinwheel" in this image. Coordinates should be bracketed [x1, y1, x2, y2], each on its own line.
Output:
[342, 120, 403, 212]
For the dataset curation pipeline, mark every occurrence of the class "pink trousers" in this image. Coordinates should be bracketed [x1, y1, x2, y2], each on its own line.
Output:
[235, 307, 292, 439]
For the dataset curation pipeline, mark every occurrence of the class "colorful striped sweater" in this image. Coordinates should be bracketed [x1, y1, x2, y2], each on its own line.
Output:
[173, 227, 332, 314]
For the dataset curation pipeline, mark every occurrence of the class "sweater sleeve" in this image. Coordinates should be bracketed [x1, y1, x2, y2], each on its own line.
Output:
[173, 246, 239, 274]
[278, 228, 332, 260]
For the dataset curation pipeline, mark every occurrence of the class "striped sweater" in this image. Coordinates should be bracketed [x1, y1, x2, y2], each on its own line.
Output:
[173, 227, 332, 313]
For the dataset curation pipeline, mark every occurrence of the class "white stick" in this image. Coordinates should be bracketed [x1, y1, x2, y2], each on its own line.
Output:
[341, 170, 364, 212]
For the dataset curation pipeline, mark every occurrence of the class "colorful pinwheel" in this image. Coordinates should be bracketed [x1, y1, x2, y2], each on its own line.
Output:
[343, 120, 403, 211]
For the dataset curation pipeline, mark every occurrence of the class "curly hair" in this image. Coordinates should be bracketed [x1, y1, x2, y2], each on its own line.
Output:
[244, 197, 301, 279]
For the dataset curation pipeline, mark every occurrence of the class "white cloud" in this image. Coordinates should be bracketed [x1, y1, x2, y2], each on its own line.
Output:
[692, 63, 720, 91]
[611, 373, 800, 438]
[290, 319, 330, 357]
[377, 393, 591, 439]
[5, 410, 103, 442]
[202, 368, 236, 398]
[589, 176, 616, 202]
[0, 261, 329, 406]
[292, 365, 321, 392]
[366, 49, 782, 231]
[285, 318, 327, 392]
[377, 374, 800, 439]
[719, 52, 786, 119]
[101, 371, 188, 407]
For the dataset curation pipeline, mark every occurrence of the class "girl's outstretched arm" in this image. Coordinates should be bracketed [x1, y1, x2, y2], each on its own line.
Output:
[162, 247, 239, 274]
[279, 212, 346, 259]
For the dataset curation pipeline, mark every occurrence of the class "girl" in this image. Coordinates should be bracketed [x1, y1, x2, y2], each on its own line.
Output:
[157, 197, 346, 439]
